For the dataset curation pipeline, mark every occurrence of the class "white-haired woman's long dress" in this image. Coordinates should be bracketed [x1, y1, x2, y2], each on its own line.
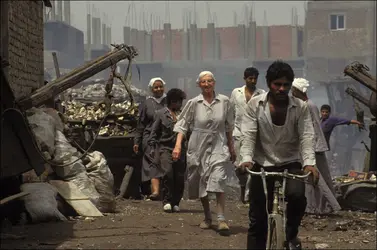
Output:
[173, 93, 235, 199]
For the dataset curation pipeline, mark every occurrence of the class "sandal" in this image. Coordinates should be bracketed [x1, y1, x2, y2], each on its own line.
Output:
[199, 219, 212, 229]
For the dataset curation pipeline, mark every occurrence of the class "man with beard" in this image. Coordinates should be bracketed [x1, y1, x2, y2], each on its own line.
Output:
[230, 67, 265, 204]
[239, 60, 319, 249]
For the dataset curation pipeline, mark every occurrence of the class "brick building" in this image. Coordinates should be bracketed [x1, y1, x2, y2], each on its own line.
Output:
[305, 1, 376, 81]
[148, 24, 304, 62]
[0, 0, 50, 99]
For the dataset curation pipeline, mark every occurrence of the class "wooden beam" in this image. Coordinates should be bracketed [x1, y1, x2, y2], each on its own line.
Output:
[16, 45, 138, 110]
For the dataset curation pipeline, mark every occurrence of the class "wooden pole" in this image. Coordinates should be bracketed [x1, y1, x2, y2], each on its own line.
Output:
[52, 52, 64, 112]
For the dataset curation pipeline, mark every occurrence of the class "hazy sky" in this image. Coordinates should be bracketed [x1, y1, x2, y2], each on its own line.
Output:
[68, 1, 307, 43]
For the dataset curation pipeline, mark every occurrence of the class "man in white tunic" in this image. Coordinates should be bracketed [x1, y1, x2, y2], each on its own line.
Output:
[172, 71, 236, 235]
[230, 66, 265, 204]
[239, 61, 319, 249]
[291, 78, 341, 215]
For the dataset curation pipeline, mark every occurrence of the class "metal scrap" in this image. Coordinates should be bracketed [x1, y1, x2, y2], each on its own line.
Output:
[62, 100, 138, 121]
[62, 100, 138, 137]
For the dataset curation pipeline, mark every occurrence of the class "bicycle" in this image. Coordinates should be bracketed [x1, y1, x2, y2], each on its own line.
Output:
[246, 168, 311, 250]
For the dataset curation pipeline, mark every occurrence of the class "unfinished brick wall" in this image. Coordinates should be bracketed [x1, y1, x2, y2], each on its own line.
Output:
[5, 1, 44, 99]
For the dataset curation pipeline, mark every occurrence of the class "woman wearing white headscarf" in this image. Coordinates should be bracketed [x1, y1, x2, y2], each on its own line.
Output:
[292, 78, 341, 215]
[172, 71, 236, 235]
[134, 77, 167, 200]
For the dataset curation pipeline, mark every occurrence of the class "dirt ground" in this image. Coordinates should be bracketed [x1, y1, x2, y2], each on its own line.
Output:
[1, 198, 376, 250]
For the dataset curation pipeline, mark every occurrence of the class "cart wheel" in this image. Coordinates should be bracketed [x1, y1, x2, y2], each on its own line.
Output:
[266, 216, 285, 250]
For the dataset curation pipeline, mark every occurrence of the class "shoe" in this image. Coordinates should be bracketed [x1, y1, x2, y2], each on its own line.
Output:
[217, 221, 230, 236]
[288, 237, 302, 250]
[163, 203, 172, 212]
[149, 193, 160, 201]
[199, 219, 212, 229]
[172, 205, 180, 212]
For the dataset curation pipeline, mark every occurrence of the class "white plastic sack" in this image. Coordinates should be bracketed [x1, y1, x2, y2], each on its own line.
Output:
[86, 151, 116, 213]
[26, 107, 57, 156]
[20, 183, 66, 223]
[52, 131, 85, 179]
[42, 108, 65, 132]
[53, 131, 81, 163]
[68, 171, 101, 207]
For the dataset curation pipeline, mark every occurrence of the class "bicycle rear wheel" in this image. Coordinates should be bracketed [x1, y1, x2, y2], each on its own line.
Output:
[266, 215, 285, 250]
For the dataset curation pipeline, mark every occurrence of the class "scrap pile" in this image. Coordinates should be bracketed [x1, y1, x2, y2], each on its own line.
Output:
[61, 80, 147, 137]
[62, 100, 139, 137]
[65, 81, 148, 102]
[333, 170, 376, 213]
[333, 170, 376, 184]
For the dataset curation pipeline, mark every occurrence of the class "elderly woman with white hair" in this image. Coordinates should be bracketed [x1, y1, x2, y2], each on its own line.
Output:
[291, 78, 341, 215]
[134, 77, 167, 200]
[172, 71, 236, 235]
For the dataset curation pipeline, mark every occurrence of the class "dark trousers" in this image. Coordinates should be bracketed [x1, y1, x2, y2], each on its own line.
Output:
[160, 149, 186, 206]
[247, 162, 307, 250]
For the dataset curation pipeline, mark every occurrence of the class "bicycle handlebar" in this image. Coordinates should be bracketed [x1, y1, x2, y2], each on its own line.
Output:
[245, 168, 311, 179]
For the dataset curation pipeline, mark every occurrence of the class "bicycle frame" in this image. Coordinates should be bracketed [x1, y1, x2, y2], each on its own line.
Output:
[246, 168, 311, 250]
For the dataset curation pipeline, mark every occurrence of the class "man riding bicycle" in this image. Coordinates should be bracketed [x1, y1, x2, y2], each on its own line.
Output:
[239, 60, 319, 250]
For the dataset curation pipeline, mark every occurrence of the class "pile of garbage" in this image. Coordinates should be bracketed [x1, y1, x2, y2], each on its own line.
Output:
[65, 81, 148, 102]
[62, 100, 138, 121]
[62, 100, 138, 137]
[20, 107, 116, 224]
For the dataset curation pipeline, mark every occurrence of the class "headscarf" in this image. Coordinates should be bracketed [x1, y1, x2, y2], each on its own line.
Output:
[196, 71, 216, 84]
[148, 77, 166, 103]
[292, 78, 310, 93]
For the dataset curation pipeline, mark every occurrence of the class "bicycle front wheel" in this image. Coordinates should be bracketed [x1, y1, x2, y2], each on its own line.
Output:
[266, 215, 285, 250]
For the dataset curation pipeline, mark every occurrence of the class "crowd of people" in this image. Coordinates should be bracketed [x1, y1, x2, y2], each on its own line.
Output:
[132, 60, 364, 249]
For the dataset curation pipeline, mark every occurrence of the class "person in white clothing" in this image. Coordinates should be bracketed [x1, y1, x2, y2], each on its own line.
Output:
[291, 78, 341, 215]
[172, 71, 236, 235]
[230, 67, 265, 203]
[239, 60, 319, 249]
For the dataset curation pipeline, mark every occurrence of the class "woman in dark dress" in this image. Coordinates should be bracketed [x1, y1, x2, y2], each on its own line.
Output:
[133, 77, 167, 200]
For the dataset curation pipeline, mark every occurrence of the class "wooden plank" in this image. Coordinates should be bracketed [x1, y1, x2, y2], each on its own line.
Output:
[16, 46, 138, 110]
[65, 200, 103, 217]
[49, 180, 103, 217]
